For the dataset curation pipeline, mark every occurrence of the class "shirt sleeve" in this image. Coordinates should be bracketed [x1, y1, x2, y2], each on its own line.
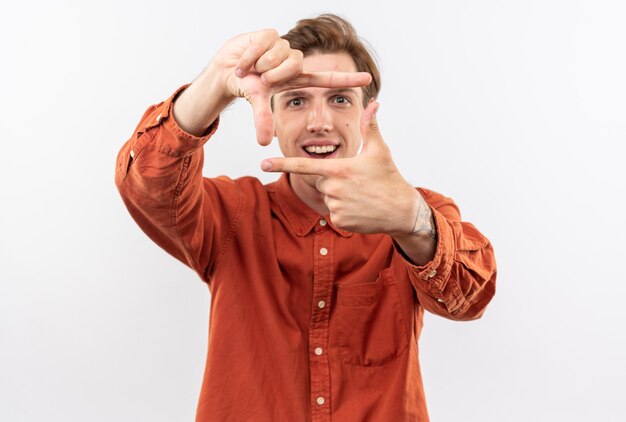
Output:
[392, 187, 497, 321]
[114, 85, 242, 283]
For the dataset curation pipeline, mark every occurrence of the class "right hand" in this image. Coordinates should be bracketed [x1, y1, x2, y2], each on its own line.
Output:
[211, 29, 372, 146]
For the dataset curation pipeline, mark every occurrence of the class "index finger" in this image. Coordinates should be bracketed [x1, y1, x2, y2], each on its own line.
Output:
[274, 71, 372, 92]
[261, 156, 340, 176]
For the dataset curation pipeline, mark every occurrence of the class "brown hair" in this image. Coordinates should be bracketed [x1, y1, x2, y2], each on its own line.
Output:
[281, 14, 381, 107]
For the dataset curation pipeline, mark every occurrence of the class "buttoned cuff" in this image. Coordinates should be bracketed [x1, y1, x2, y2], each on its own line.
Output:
[116, 85, 221, 183]
[393, 204, 469, 315]
[144, 84, 220, 157]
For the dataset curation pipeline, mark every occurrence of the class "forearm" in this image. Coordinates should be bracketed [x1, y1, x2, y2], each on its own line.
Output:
[172, 61, 235, 137]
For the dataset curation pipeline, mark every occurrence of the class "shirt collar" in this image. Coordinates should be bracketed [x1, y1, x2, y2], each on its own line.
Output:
[275, 173, 353, 238]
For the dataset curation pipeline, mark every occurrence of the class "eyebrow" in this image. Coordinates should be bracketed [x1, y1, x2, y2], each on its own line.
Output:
[279, 88, 360, 100]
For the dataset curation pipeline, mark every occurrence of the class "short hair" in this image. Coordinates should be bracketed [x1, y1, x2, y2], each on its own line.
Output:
[281, 14, 381, 107]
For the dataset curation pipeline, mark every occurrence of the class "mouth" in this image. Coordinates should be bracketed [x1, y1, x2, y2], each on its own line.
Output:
[303, 144, 340, 159]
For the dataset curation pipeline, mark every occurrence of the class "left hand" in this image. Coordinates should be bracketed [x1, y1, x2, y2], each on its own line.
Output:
[261, 101, 420, 235]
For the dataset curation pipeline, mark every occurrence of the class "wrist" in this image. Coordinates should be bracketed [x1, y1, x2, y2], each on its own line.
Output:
[172, 62, 235, 136]
[391, 190, 436, 241]
[411, 196, 436, 237]
[202, 60, 237, 105]
[390, 190, 438, 266]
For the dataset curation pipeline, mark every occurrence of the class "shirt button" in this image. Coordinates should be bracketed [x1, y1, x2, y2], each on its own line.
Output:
[429, 269, 437, 278]
[319, 247, 328, 256]
[319, 219, 327, 226]
[316, 396, 325, 405]
[314, 347, 323, 356]
[130, 150, 135, 159]
[317, 300, 326, 309]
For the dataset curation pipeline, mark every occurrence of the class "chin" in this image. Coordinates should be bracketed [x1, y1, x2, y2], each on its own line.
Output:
[303, 173, 322, 186]
[289, 173, 321, 189]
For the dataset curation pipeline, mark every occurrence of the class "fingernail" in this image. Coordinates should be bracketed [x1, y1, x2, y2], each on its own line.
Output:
[261, 161, 272, 171]
[235, 68, 245, 78]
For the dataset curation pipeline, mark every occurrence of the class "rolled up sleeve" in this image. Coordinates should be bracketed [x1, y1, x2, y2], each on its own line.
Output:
[393, 187, 497, 321]
[115, 85, 241, 283]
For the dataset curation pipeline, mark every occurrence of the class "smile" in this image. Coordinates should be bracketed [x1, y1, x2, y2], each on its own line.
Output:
[303, 145, 339, 158]
[304, 145, 337, 154]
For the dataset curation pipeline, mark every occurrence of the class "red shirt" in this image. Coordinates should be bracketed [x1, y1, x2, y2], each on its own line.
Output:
[115, 86, 497, 421]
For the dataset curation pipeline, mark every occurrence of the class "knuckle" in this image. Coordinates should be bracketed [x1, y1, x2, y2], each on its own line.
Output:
[264, 28, 280, 39]
[261, 72, 275, 85]
[330, 212, 344, 228]
[325, 184, 339, 197]
[286, 59, 303, 74]
[262, 52, 279, 67]
[295, 160, 308, 173]
[332, 166, 349, 178]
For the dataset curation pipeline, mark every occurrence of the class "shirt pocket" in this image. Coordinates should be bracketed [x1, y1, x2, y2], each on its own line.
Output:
[332, 268, 410, 366]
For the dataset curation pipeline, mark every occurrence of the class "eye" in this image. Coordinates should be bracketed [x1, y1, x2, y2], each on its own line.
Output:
[332, 95, 351, 105]
[287, 97, 304, 107]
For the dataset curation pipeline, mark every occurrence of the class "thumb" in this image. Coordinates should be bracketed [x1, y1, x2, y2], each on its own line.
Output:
[359, 101, 384, 154]
[249, 93, 275, 146]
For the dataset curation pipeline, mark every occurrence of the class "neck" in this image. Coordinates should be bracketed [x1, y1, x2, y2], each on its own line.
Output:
[289, 174, 329, 216]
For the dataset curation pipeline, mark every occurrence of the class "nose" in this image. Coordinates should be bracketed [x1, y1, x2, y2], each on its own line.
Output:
[306, 101, 333, 134]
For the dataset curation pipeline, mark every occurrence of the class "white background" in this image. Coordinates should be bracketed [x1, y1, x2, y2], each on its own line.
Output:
[1, 1, 625, 421]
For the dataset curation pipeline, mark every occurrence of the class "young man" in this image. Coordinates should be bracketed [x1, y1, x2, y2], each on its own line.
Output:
[115, 14, 496, 422]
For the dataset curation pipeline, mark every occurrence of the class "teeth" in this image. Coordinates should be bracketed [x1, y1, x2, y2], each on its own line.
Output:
[305, 145, 337, 154]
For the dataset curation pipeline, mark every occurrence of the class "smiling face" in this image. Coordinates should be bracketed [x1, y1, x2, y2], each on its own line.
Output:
[273, 52, 366, 190]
